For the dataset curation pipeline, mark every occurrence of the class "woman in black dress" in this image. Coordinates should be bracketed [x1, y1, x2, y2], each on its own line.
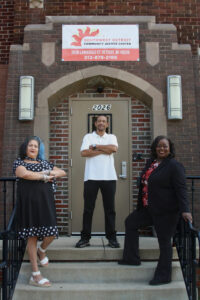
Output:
[13, 136, 66, 287]
[118, 136, 192, 285]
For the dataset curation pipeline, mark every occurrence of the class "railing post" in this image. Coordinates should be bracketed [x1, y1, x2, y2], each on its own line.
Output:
[2, 237, 8, 300]
[175, 218, 200, 300]
[3, 181, 6, 231]
[0, 178, 20, 300]
[191, 179, 194, 219]
[191, 232, 197, 300]
[12, 180, 16, 209]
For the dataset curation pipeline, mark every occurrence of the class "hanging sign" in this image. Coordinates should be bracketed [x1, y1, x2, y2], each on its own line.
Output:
[62, 25, 139, 62]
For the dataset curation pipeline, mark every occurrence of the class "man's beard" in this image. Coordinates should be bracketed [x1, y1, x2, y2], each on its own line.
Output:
[97, 126, 105, 131]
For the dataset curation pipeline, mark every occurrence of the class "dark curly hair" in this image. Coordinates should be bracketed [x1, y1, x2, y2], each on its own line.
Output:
[19, 136, 40, 159]
[150, 135, 175, 159]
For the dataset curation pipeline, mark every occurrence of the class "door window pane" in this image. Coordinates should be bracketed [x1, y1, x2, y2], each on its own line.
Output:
[87, 114, 112, 133]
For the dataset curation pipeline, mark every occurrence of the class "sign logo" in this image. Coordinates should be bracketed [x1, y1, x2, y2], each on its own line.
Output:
[71, 27, 99, 47]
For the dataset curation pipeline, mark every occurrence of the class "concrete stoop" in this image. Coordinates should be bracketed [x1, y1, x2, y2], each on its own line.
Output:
[13, 237, 188, 300]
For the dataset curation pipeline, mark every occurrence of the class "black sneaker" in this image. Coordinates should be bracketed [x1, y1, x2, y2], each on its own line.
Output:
[108, 238, 120, 248]
[149, 278, 171, 285]
[75, 239, 90, 248]
[118, 260, 141, 266]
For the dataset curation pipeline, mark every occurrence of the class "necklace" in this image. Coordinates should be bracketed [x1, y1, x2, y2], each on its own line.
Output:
[24, 156, 38, 161]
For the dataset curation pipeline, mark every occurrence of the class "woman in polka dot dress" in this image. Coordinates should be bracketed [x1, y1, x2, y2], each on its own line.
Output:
[13, 136, 66, 287]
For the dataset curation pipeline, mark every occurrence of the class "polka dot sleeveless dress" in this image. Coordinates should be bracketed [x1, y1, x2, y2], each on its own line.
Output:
[13, 158, 58, 240]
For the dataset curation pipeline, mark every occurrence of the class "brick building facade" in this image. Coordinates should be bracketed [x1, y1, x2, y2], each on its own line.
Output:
[0, 1, 200, 233]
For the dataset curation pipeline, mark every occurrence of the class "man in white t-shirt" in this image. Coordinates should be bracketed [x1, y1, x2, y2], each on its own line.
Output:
[75, 115, 120, 248]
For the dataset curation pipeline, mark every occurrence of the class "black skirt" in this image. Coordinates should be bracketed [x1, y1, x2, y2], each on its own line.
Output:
[16, 179, 58, 240]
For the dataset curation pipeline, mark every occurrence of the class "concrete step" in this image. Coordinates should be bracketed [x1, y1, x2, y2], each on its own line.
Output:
[17, 261, 183, 284]
[13, 237, 188, 300]
[22, 236, 178, 261]
[2, 236, 199, 261]
[13, 281, 188, 300]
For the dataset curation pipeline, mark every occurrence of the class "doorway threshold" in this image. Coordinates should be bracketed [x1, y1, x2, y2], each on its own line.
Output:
[71, 232, 125, 236]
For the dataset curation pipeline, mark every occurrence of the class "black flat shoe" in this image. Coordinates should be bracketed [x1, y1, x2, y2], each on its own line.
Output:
[75, 239, 90, 248]
[108, 239, 120, 248]
[149, 278, 171, 285]
[118, 260, 141, 266]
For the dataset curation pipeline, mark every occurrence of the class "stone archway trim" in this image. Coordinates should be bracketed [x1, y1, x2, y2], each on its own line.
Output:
[34, 65, 167, 157]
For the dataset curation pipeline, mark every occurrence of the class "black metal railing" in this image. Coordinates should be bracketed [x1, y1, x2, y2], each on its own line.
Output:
[187, 176, 200, 223]
[174, 219, 200, 300]
[173, 176, 200, 300]
[0, 178, 26, 300]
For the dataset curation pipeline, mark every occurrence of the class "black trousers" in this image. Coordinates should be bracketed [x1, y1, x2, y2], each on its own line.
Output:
[81, 180, 116, 240]
[122, 207, 179, 281]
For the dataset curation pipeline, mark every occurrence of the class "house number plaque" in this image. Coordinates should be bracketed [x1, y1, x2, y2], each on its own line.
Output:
[92, 104, 112, 111]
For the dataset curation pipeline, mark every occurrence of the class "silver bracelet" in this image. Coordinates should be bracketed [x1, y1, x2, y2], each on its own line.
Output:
[43, 170, 50, 175]
[43, 174, 49, 183]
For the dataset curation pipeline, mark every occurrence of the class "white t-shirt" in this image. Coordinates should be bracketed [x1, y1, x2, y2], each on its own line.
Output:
[80, 131, 118, 181]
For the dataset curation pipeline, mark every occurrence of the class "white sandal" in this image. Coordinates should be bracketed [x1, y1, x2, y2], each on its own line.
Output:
[37, 245, 49, 267]
[29, 271, 51, 287]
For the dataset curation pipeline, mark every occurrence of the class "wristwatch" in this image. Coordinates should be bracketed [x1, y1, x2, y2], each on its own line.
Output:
[92, 144, 96, 150]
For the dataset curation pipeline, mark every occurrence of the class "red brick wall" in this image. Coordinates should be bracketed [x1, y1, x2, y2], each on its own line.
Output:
[0, 0, 14, 64]
[12, 1, 199, 55]
[0, 0, 200, 65]
[50, 98, 69, 233]
[0, 65, 8, 175]
[49, 89, 151, 233]
[131, 99, 151, 209]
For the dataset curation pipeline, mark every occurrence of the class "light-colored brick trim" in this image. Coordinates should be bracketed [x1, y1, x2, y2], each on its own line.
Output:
[10, 45, 23, 51]
[46, 15, 156, 24]
[29, 0, 44, 8]
[10, 43, 30, 51]
[146, 42, 160, 66]
[42, 42, 55, 66]
[24, 23, 53, 31]
[172, 43, 191, 51]
[148, 23, 176, 31]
